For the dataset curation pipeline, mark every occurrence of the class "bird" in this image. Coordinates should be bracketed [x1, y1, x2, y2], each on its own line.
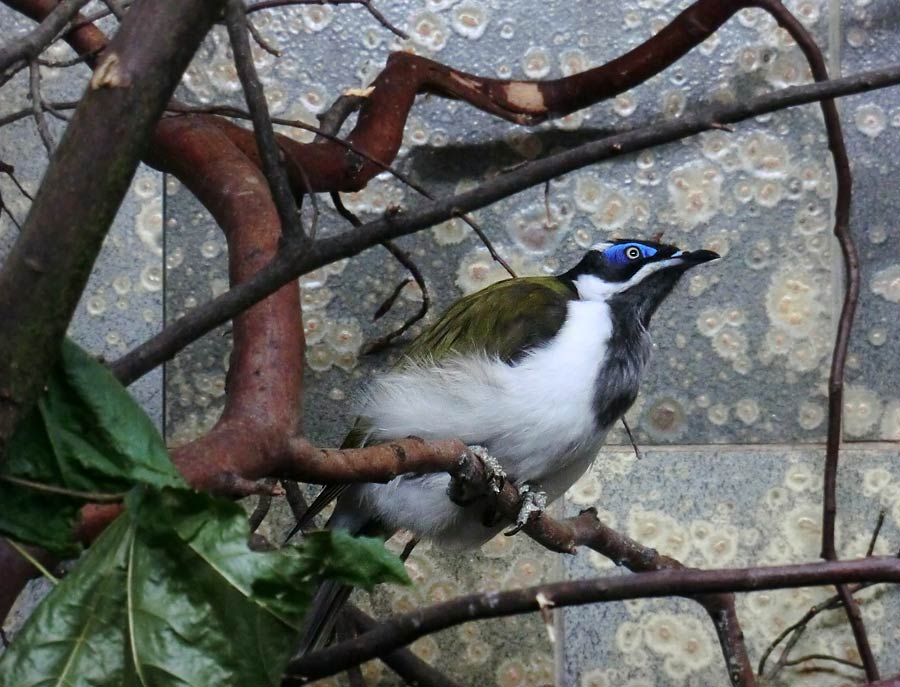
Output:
[291, 237, 719, 652]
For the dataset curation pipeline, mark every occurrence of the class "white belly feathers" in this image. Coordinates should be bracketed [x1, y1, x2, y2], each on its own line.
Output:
[349, 299, 616, 548]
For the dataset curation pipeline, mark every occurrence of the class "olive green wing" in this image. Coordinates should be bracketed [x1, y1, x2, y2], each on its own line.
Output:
[289, 277, 577, 536]
[403, 276, 577, 364]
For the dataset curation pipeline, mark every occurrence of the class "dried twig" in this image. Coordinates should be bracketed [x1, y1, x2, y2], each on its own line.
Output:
[245, 0, 407, 39]
[246, 16, 280, 56]
[759, 511, 889, 680]
[0, 473, 127, 502]
[747, 2, 872, 678]
[224, 0, 305, 241]
[0, 0, 93, 86]
[330, 191, 430, 353]
[782, 653, 864, 671]
[27, 60, 54, 155]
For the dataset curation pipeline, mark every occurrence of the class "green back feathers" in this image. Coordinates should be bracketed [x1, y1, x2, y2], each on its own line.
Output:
[339, 276, 576, 451]
[404, 276, 576, 364]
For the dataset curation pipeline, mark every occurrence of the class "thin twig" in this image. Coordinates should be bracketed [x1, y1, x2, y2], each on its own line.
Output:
[248, 479, 276, 532]
[346, 606, 464, 687]
[0, 191, 23, 231]
[0, 0, 93, 87]
[0, 473, 127, 502]
[867, 511, 886, 558]
[224, 0, 306, 241]
[782, 653, 865, 670]
[281, 479, 309, 524]
[758, 580, 878, 679]
[330, 191, 431, 352]
[364, 240, 430, 353]
[245, 0, 407, 39]
[0, 161, 34, 201]
[0, 100, 78, 128]
[246, 17, 280, 56]
[27, 60, 55, 155]
[620, 417, 642, 460]
[36, 50, 99, 68]
[739, 2, 872, 679]
[167, 101, 514, 274]
[371, 277, 410, 321]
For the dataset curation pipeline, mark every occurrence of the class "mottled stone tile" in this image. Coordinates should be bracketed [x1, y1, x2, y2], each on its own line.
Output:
[836, 1, 900, 441]
[561, 446, 900, 687]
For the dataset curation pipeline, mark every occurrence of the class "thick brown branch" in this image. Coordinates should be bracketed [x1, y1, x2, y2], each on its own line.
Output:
[286, 557, 900, 682]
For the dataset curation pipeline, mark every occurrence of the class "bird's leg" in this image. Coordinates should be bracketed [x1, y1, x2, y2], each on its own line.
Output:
[447, 445, 506, 506]
[504, 483, 548, 536]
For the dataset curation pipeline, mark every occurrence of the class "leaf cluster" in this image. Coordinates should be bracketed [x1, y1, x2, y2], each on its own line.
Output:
[0, 341, 409, 687]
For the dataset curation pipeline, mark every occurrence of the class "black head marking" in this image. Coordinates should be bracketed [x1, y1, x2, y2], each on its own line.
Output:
[559, 238, 681, 286]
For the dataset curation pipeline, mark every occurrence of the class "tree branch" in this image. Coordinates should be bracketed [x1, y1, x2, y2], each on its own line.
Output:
[224, 0, 306, 241]
[0, 0, 92, 86]
[285, 557, 900, 682]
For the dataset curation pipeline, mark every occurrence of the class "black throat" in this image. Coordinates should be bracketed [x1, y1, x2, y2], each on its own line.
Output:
[591, 293, 654, 430]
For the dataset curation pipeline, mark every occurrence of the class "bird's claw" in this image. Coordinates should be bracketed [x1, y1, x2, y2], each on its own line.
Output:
[504, 484, 547, 536]
[471, 446, 506, 494]
[448, 445, 506, 506]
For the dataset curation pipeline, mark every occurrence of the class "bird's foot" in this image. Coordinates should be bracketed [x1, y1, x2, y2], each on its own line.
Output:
[473, 446, 507, 494]
[504, 483, 547, 536]
[447, 445, 506, 506]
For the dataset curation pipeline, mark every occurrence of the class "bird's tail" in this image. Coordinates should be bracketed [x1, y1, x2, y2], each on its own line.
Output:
[297, 578, 355, 655]
[296, 490, 389, 655]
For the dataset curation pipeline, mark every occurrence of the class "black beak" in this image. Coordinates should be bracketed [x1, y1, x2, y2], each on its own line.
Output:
[678, 249, 720, 267]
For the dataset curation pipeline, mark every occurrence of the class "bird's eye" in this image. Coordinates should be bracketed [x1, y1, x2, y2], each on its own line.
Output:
[624, 245, 642, 260]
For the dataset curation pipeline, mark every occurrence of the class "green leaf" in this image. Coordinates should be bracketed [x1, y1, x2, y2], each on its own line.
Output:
[129, 487, 314, 626]
[0, 516, 132, 687]
[0, 339, 182, 553]
[0, 488, 409, 687]
[49, 341, 182, 489]
[123, 516, 299, 687]
[298, 529, 411, 590]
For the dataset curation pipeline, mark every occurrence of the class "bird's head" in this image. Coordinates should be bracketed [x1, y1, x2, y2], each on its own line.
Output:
[560, 238, 720, 326]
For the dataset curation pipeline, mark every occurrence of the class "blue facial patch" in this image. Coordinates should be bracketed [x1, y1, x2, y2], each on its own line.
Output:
[604, 242, 658, 264]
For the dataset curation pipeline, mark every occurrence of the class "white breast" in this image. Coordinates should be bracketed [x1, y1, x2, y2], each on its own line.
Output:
[361, 299, 614, 484]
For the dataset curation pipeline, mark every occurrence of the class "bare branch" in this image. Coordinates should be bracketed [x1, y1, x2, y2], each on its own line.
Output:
[224, 0, 305, 241]
[27, 59, 54, 155]
[0, 0, 227, 459]
[245, 0, 407, 39]
[0, 0, 92, 86]
[285, 557, 900, 682]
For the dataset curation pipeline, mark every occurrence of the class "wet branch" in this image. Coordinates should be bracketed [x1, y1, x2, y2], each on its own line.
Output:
[0, 0, 92, 86]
